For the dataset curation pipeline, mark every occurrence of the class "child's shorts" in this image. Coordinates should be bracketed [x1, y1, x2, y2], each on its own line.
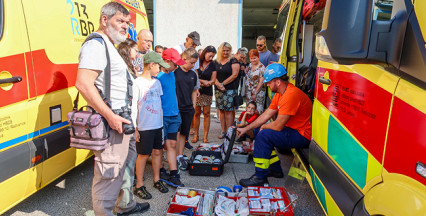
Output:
[163, 114, 181, 141]
[136, 127, 164, 155]
[178, 109, 195, 136]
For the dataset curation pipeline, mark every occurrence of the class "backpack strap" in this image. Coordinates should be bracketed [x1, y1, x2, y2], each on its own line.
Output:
[73, 33, 112, 109]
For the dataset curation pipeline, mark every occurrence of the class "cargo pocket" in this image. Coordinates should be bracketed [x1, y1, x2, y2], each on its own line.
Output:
[95, 156, 120, 180]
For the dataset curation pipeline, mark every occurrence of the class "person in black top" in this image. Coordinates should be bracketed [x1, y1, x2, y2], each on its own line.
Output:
[214, 42, 240, 139]
[175, 48, 199, 170]
[191, 46, 217, 143]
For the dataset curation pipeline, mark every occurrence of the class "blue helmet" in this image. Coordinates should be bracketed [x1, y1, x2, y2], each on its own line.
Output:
[263, 63, 288, 83]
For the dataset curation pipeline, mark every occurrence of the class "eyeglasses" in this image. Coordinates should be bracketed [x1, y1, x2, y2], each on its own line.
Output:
[256, 44, 264, 47]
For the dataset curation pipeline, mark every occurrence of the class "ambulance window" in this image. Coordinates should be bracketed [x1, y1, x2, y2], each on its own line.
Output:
[373, 0, 405, 21]
[0, 0, 3, 40]
[373, 1, 393, 20]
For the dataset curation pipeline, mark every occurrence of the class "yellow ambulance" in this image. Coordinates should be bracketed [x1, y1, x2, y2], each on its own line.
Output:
[0, 0, 148, 214]
[278, 0, 426, 215]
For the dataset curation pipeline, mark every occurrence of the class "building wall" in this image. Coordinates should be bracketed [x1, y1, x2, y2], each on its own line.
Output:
[154, 0, 242, 52]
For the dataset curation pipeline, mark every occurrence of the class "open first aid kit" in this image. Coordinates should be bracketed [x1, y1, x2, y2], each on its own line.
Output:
[166, 187, 216, 216]
[247, 186, 297, 216]
[188, 127, 236, 176]
[167, 186, 297, 216]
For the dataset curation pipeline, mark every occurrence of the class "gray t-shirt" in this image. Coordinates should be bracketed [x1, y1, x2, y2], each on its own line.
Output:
[78, 33, 128, 110]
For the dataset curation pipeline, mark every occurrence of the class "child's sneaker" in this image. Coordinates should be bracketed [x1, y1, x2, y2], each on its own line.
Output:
[185, 139, 193, 149]
[162, 174, 184, 187]
[160, 168, 169, 181]
[178, 156, 189, 170]
[133, 186, 152, 199]
[154, 180, 169, 193]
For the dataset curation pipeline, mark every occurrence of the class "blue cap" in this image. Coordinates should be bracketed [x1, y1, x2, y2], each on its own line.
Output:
[263, 63, 287, 83]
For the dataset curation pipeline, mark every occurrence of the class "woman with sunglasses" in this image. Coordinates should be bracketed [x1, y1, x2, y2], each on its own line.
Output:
[191, 46, 217, 143]
[214, 42, 240, 139]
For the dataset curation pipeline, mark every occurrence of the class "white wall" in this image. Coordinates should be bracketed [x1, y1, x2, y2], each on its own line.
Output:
[154, 0, 241, 52]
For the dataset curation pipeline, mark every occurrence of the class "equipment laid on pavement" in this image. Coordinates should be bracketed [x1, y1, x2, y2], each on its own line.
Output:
[247, 186, 297, 215]
[188, 127, 236, 176]
[167, 187, 216, 216]
[167, 186, 297, 216]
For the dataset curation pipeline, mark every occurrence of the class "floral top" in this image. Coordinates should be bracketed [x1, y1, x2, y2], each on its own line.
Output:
[245, 63, 266, 104]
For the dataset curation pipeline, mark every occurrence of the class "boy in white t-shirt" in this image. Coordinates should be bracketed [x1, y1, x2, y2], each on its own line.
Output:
[133, 52, 170, 199]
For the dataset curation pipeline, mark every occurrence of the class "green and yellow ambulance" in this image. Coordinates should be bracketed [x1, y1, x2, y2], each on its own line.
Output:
[278, 0, 426, 215]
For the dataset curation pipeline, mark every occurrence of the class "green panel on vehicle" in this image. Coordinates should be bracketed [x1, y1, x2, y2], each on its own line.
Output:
[328, 116, 368, 189]
[311, 169, 328, 214]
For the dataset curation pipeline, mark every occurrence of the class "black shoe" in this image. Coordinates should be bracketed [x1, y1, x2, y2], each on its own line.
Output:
[133, 186, 152, 199]
[239, 175, 269, 187]
[178, 156, 189, 171]
[185, 140, 193, 149]
[160, 169, 169, 181]
[268, 170, 284, 178]
[117, 202, 150, 216]
[235, 136, 245, 143]
[154, 180, 169, 193]
[162, 174, 184, 187]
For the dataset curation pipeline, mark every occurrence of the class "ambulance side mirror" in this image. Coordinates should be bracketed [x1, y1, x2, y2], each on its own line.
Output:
[316, 0, 407, 68]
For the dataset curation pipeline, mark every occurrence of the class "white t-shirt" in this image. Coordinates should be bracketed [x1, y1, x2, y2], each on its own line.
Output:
[134, 77, 163, 131]
[78, 33, 128, 110]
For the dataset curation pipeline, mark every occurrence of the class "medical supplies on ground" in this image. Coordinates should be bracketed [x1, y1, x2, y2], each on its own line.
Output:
[188, 127, 236, 176]
[247, 186, 297, 216]
[167, 187, 216, 216]
[167, 186, 297, 216]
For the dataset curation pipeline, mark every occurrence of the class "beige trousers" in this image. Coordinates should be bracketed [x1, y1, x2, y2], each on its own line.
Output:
[92, 131, 137, 216]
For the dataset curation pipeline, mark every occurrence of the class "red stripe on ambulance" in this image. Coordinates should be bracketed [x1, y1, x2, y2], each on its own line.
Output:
[385, 97, 426, 185]
[316, 67, 392, 161]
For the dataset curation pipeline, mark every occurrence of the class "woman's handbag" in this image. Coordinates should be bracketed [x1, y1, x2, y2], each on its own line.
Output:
[233, 75, 244, 107]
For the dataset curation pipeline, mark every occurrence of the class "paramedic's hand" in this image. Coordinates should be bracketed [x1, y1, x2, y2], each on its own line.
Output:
[237, 127, 247, 138]
[107, 114, 131, 134]
[134, 130, 140, 142]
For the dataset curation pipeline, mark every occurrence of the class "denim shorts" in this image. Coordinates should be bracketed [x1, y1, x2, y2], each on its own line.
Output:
[163, 114, 181, 140]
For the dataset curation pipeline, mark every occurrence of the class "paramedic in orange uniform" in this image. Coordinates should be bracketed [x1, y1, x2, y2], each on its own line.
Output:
[236, 63, 312, 187]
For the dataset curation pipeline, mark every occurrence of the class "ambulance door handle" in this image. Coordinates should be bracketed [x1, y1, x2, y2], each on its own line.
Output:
[0, 76, 22, 84]
[319, 77, 331, 85]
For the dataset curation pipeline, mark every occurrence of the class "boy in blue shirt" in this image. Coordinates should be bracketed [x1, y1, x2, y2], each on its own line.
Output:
[157, 48, 186, 187]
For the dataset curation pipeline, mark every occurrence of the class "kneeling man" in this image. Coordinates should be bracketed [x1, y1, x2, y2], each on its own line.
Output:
[237, 63, 312, 187]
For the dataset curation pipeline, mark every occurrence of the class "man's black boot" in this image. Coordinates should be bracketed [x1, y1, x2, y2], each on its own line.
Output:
[239, 175, 269, 187]
[268, 170, 284, 178]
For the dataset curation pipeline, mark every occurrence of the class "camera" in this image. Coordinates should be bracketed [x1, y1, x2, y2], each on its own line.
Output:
[112, 106, 135, 135]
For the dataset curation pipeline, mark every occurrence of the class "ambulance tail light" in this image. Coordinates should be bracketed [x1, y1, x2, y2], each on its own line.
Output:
[416, 162, 426, 179]
[315, 35, 337, 64]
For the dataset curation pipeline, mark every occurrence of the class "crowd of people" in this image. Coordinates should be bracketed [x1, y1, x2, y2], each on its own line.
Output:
[75, 2, 311, 215]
